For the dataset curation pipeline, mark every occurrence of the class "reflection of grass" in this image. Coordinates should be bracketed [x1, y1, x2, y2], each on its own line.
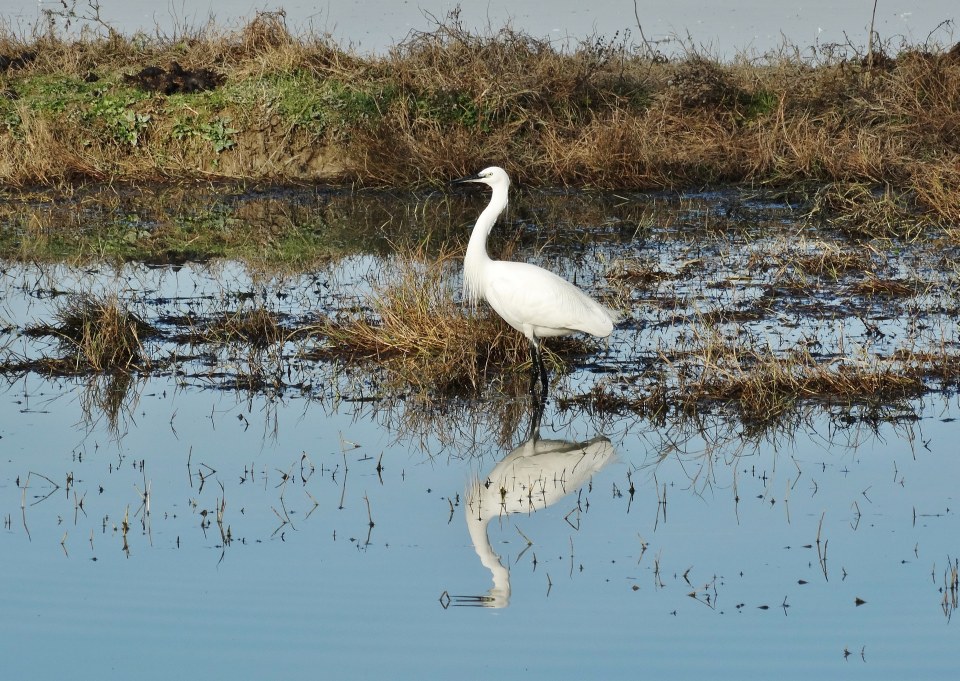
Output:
[0, 186, 405, 266]
[79, 371, 142, 437]
[364, 391, 533, 453]
[6, 183, 648, 267]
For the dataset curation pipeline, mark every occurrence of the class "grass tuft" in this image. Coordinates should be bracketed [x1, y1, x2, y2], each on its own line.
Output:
[689, 343, 924, 423]
[303, 242, 603, 396]
[807, 183, 933, 240]
[26, 293, 151, 372]
[192, 307, 289, 348]
[306, 244, 526, 394]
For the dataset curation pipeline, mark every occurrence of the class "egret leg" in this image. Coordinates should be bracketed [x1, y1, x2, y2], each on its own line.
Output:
[528, 338, 540, 399]
[538, 345, 549, 399]
[528, 337, 550, 403]
[527, 391, 545, 442]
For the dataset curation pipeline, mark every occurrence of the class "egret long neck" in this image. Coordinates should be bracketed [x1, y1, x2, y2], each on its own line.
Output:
[466, 501, 511, 607]
[463, 183, 508, 306]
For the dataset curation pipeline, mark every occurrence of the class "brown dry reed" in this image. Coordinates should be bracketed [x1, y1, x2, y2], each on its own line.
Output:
[307, 243, 530, 395]
[686, 342, 923, 424]
[192, 307, 288, 347]
[305, 240, 602, 396]
[29, 293, 151, 372]
[1, 12, 960, 229]
[568, 316, 945, 428]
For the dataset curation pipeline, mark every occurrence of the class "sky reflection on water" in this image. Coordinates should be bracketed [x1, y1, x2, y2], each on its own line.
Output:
[2, 186, 959, 677]
[1, 365, 957, 679]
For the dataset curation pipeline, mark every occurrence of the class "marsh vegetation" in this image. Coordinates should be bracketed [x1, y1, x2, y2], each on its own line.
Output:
[0, 9, 957, 226]
[2, 12, 958, 423]
[3, 185, 958, 442]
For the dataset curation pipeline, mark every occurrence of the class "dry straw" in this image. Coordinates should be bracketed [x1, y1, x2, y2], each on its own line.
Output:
[305, 243, 530, 394]
[26, 293, 152, 373]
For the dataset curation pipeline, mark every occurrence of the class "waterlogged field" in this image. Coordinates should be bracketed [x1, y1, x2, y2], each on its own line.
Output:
[1, 187, 959, 678]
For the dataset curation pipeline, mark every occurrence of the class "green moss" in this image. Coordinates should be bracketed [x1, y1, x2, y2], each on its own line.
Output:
[411, 88, 494, 129]
[740, 89, 778, 120]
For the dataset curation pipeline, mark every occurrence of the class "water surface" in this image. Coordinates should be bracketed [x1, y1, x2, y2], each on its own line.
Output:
[1, 188, 958, 679]
[8, 1, 958, 57]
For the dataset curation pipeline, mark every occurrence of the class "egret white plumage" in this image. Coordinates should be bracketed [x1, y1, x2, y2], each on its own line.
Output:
[454, 166, 618, 399]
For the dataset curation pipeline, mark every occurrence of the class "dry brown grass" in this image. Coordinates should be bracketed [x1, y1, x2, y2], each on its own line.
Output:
[301, 240, 605, 396]
[1, 13, 959, 233]
[564, 311, 956, 427]
[689, 343, 923, 423]
[849, 275, 917, 297]
[581, 347, 928, 426]
[807, 182, 932, 239]
[188, 307, 289, 347]
[25, 293, 151, 372]
[606, 258, 673, 288]
[304, 244, 530, 394]
[747, 235, 879, 287]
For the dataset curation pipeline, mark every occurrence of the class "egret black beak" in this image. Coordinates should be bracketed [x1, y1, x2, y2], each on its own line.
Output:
[451, 172, 483, 185]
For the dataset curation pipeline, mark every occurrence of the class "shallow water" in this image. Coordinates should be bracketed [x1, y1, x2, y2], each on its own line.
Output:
[1, 188, 959, 678]
[3, 373, 958, 678]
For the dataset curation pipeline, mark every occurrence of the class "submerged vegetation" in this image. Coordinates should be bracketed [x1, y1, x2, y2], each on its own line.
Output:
[21, 293, 150, 373]
[3, 189, 959, 437]
[305, 245, 529, 395]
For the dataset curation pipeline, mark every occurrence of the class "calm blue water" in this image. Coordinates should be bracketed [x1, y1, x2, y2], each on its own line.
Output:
[2, 184, 959, 678]
[2, 366, 957, 679]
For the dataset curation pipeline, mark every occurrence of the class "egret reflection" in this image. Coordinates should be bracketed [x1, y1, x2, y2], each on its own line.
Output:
[452, 415, 615, 608]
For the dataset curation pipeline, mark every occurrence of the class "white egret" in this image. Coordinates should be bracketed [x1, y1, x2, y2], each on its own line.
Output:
[454, 166, 619, 399]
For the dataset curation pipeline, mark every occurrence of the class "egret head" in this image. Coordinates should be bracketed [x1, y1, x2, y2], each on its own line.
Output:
[453, 166, 511, 190]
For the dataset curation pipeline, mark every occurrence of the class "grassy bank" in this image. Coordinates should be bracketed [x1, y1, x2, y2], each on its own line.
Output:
[0, 12, 958, 224]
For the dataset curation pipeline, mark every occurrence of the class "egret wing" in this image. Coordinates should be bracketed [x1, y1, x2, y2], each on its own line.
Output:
[484, 261, 613, 337]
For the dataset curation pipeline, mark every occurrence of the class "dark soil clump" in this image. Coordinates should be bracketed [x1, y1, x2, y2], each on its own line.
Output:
[0, 50, 36, 71]
[123, 61, 225, 95]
